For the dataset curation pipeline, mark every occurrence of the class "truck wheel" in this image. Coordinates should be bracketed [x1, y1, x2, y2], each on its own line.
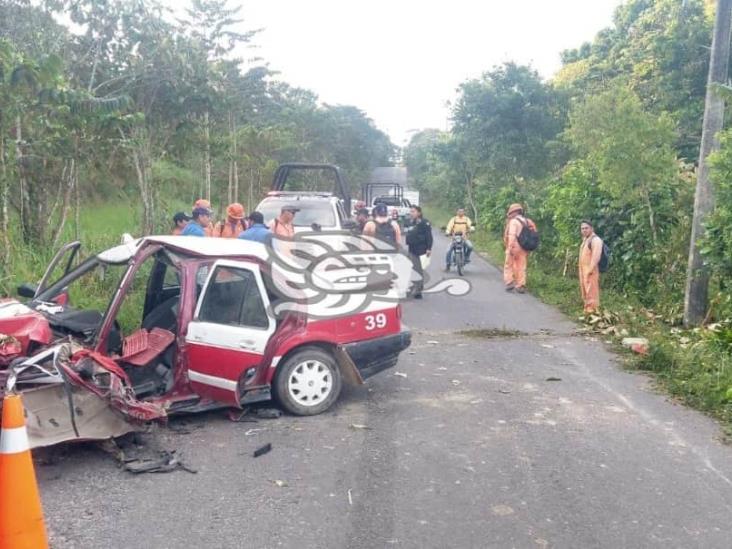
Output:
[274, 347, 342, 416]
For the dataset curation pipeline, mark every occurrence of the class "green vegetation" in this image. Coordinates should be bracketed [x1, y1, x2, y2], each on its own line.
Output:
[0, 0, 394, 294]
[409, 0, 732, 432]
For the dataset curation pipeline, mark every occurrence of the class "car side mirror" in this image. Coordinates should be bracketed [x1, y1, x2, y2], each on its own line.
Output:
[17, 283, 38, 299]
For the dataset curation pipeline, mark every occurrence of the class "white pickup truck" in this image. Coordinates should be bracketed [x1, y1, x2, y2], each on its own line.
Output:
[371, 195, 413, 225]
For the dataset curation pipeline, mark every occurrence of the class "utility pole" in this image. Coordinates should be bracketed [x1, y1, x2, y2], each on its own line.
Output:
[684, 0, 732, 326]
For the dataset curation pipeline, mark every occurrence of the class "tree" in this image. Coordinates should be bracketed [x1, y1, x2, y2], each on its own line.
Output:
[684, 0, 732, 326]
[451, 62, 564, 188]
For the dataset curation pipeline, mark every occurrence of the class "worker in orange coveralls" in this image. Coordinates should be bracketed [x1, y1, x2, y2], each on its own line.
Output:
[193, 199, 215, 236]
[214, 203, 247, 238]
[579, 220, 603, 314]
[503, 203, 529, 293]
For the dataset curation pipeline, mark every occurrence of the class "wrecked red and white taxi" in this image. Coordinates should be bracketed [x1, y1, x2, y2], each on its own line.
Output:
[0, 235, 411, 448]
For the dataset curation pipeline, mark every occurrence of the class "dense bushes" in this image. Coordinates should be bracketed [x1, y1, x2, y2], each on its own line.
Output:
[404, 0, 716, 318]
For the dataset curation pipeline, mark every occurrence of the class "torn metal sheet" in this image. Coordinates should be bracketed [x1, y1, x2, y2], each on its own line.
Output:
[23, 383, 137, 448]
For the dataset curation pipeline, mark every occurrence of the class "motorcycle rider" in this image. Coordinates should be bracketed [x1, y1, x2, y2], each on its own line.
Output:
[445, 208, 473, 271]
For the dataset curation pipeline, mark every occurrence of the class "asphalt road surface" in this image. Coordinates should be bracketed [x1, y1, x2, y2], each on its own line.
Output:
[36, 233, 732, 548]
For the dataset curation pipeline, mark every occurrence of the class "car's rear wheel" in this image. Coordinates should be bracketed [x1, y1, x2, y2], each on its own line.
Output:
[274, 347, 342, 416]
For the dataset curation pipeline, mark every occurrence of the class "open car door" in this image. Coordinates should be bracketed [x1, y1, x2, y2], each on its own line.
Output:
[17, 241, 81, 302]
[185, 260, 276, 407]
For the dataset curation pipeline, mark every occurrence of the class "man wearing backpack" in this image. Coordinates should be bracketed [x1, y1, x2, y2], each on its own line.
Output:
[503, 203, 534, 293]
[363, 203, 401, 248]
[579, 220, 604, 314]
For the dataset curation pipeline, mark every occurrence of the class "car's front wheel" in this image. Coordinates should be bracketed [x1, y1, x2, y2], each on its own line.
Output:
[274, 347, 342, 415]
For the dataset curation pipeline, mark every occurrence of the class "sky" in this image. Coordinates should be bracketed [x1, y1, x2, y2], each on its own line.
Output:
[233, 0, 624, 146]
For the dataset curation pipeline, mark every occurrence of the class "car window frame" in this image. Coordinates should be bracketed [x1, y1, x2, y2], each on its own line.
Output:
[194, 260, 274, 332]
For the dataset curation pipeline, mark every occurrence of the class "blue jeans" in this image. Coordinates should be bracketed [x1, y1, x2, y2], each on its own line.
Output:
[446, 239, 473, 266]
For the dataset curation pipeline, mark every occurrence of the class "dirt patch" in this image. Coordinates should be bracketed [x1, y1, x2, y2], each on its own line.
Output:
[458, 328, 526, 339]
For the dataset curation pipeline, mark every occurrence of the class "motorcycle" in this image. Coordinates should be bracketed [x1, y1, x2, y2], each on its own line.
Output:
[449, 232, 468, 276]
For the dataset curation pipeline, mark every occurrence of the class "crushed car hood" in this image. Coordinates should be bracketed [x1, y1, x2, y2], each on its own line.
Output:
[1, 343, 167, 449]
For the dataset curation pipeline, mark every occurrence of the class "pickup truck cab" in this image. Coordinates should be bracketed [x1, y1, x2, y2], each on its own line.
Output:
[256, 191, 356, 233]
[0, 236, 411, 447]
[372, 196, 413, 227]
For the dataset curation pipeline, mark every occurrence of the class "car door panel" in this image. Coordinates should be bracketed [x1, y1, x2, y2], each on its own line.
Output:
[185, 260, 275, 407]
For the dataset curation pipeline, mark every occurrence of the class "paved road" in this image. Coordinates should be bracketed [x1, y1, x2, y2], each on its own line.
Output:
[37, 234, 732, 548]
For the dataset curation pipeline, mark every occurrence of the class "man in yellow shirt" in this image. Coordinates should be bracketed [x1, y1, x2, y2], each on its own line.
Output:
[445, 208, 473, 271]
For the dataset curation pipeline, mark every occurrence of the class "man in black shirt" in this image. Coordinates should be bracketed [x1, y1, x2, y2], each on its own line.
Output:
[405, 206, 433, 299]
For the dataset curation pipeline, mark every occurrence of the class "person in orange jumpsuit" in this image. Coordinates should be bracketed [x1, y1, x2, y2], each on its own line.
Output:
[214, 203, 247, 238]
[193, 199, 215, 236]
[503, 203, 529, 293]
[578, 220, 603, 314]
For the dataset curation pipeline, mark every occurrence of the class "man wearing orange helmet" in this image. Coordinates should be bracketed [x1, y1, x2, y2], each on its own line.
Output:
[503, 203, 531, 293]
[193, 199, 215, 237]
[214, 203, 247, 238]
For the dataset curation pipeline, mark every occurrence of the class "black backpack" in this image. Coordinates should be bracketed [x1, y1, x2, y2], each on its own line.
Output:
[517, 217, 540, 252]
[589, 236, 611, 273]
[374, 220, 397, 246]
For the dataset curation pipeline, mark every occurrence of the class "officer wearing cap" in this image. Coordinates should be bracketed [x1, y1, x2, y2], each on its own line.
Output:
[269, 205, 298, 238]
[182, 206, 212, 237]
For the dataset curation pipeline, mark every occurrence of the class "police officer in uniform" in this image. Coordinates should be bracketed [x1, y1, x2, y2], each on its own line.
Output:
[405, 205, 433, 299]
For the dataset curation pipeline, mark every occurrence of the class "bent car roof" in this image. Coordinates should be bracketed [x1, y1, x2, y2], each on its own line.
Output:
[145, 236, 270, 259]
[110, 235, 270, 262]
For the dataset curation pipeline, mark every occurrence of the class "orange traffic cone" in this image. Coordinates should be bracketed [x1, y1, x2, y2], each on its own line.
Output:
[0, 394, 48, 549]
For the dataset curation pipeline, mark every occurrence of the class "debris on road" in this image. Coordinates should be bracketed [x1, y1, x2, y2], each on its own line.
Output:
[622, 337, 650, 355]
[540, 344, 555, 349]
[394, 372, 408, 378]
[451, 379, 461, 386]
[123, 450, 197, 475]
[254, 408, 282, 419]
[427, 340, 440, 345]
[458, 328, 525, 339]
[498, 388, 511, 394]
[244, 428, 264, 436]
[491, 504, 515, 516]
[349, 423, 372, 431]
[253, 443, 272, 458]
[272, 479, 287, 488]
[546, 377, 562, 382]
[231, 406, 283, 422]
[437, 367, 448, 371]
[348, 489, 353, 505]
[228, 409, 257, 423]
